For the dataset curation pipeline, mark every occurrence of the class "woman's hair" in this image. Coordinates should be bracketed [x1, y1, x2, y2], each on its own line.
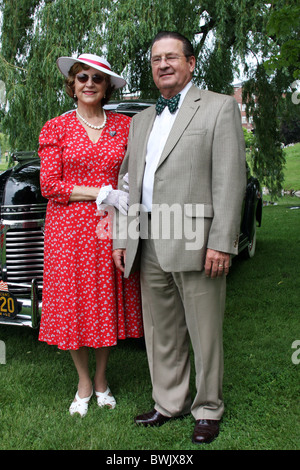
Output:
[65, 62, 115, 106]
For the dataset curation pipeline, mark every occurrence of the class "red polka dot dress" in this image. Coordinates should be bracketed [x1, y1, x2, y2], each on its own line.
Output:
[38, 110, 143, 350]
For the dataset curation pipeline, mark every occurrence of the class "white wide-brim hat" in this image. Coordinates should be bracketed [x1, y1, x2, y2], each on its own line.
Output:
[56, 53, 126, 89]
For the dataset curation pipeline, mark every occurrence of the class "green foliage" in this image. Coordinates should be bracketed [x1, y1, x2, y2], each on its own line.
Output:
[243, 65, 286, 197]
[243, 127, 255, 149]
[0, 132, 9, 155]
[0, 0, 299, 194]
[0, 0, 111, 150]
[265, 0, 300, 80]
[278, 92, 300, 145]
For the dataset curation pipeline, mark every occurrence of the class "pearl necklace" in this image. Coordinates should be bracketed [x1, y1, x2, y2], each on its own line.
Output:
[76, 109, 107, 130]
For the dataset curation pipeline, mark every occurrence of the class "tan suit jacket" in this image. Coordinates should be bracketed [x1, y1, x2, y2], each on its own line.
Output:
[114, 85, 246, 277]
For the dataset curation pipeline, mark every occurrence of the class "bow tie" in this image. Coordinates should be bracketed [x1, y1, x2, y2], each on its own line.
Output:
[156, 94, 181, 115]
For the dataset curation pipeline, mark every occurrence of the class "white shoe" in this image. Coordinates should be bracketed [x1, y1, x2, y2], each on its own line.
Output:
[95, 387, 116, 409]
[69, 390, 93, 417]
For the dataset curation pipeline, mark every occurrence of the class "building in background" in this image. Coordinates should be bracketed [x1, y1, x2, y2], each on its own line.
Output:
[233, 82, 253, 131]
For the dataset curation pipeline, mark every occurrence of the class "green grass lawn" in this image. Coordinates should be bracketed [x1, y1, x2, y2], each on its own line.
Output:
[282, 143, 300, 191]
[0, 142, 299, 451]
[0, 201, 299, 451]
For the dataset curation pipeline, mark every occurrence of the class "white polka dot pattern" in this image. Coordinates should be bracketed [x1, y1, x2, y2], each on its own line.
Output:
[38, 111, 143, 350]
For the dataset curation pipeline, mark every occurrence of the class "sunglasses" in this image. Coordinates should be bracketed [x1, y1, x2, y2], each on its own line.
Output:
[76, 73, 105, 84]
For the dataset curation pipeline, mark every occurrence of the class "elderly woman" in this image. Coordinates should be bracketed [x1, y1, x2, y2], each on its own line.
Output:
[38, 54, 143, 417]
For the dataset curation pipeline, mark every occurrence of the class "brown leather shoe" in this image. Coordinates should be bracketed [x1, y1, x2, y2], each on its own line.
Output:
[192, 419, 220, 444]
[134, 409, 171, 427]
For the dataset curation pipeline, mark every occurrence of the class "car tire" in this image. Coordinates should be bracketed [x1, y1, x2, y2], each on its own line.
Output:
[242, 221, 257, 259]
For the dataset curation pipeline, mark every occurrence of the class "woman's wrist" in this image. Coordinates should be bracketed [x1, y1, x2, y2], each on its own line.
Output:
[69, 185, 101, 202]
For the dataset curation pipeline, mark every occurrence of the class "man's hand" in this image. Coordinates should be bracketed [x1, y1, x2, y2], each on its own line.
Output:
[205, 249, 230, 278]
[112, 249, 126, 273]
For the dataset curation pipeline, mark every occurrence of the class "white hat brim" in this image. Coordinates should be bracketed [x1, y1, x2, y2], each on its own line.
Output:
[56, 56, 126, 89]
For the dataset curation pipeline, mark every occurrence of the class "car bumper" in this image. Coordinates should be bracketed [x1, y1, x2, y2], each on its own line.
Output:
[0, 279, 41, 328]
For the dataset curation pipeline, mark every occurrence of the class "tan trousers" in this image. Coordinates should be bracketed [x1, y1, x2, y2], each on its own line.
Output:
[140, 223, 226, 420]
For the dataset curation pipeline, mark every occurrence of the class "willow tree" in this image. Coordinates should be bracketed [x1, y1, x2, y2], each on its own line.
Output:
[0, 0, 110, 149]
[0, 0, 299, 195]
[104, 0, 299, 195]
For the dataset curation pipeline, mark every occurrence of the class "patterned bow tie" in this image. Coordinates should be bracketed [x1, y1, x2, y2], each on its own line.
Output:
[156, 94, 181, 115]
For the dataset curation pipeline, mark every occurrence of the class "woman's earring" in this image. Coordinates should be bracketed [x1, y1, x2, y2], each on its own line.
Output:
[74, 93, 77, 99]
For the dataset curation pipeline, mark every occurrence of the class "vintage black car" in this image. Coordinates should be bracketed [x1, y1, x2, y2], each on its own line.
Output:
[0, 102, 262, 328]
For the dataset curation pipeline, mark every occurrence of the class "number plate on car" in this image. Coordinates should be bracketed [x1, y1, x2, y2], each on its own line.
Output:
[0, 290, 18, 319]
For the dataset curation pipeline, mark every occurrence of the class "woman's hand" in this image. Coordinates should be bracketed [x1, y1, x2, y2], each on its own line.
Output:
[101, 189, 129, 215]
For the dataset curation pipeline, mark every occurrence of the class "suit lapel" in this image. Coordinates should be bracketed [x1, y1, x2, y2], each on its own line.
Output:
[157, 85, 202, 169]
[135, 106, 156, 189]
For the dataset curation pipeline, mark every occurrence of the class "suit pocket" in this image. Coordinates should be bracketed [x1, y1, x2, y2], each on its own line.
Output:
[183, 129, 207, 136]
[183, 204, 213, 251]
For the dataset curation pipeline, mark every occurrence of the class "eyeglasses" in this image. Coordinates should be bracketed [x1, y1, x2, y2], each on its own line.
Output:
[151, 55, 186, 66]
[76, 73, 105, 84]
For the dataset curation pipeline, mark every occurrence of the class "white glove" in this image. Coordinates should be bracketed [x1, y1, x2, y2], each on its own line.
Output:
[123, 173, 129, 191]
[96, 185, 129, 215]
[103, 189, 129, 215]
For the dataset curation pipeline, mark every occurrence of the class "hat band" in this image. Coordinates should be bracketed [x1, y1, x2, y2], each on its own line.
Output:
[79, 57, 111, 71]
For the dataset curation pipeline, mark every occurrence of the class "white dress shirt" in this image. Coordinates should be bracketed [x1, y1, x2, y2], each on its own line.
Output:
[142, 82, 192, 211]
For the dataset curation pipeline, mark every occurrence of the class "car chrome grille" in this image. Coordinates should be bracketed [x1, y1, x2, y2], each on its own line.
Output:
[4, 226, 44, 298]
[1, 203, 46, 221]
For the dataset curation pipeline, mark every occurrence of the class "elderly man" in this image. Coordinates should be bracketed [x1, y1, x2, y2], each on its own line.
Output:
[113, 31, 246, 444]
